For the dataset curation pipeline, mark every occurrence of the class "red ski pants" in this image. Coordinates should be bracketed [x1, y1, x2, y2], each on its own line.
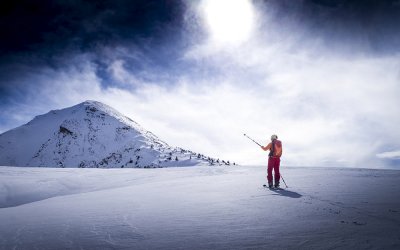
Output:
[267, 157, 280, 184]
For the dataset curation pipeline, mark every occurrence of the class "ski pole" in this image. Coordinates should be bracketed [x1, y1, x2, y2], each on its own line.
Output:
[243, 133, 262, 147]
[280, 175, 288, 188]
[244, 133, 289, 188]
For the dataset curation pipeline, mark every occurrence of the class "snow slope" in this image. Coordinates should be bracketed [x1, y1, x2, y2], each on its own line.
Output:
[0, 165, 399, 249]
[0, 101, 229, 168]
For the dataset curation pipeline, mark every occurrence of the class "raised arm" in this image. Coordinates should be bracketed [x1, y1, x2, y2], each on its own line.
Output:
[261, 142, 272, 151]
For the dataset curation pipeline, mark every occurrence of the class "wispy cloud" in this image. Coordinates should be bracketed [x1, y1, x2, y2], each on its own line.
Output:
[1, 0, 399, 168]
[2, 51, 398, 168]
[377, 151, 400, 160]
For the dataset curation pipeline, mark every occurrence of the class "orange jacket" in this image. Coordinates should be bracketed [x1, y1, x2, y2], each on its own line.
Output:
[261, 139, 282, 157]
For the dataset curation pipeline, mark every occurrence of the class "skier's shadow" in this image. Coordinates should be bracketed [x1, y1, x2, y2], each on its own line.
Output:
[269, 188, 302, 198]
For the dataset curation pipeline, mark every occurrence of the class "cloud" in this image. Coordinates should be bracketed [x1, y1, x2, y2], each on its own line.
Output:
[1, 0, 399, 169]
[2, 47, 399, 168]
[377, 151, 400, 160]
[107, 59, 144, 87]
[180, 0, 400, 167]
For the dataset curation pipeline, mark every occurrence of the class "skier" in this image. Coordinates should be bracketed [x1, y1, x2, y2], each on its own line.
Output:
[261, 134, 282, 188]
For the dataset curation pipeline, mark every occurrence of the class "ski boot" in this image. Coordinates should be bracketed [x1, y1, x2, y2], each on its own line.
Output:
[274, 182, 280, 188]
[268, 182, 273, 188]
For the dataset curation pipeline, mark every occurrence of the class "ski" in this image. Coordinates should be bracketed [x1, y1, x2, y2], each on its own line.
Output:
[263, 184, 285, 190]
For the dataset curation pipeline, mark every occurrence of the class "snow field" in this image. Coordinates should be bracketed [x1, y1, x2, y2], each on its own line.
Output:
[0, 165, 399, 249]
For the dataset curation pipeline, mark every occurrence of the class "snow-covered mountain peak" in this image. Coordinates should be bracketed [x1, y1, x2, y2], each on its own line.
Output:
[76, 100, 126, 119]
[0, 101, 231, 168]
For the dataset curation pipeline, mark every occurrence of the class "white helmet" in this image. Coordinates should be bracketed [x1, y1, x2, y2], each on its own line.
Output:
[271, 134, 278, 141]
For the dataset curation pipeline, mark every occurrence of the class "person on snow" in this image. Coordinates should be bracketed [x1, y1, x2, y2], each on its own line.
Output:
[261, 134, 282, 188]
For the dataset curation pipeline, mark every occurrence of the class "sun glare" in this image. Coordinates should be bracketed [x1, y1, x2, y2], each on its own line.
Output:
[202, 0, 255, 45]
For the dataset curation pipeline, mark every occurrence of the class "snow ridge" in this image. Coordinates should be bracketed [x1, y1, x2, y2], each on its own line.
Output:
[0, 100, 232, 168]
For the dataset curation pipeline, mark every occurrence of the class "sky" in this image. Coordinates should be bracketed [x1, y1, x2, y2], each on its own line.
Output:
[0, 0, 400, 168]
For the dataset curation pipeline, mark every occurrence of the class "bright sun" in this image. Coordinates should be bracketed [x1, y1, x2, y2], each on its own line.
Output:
[201, 0, 255, 45]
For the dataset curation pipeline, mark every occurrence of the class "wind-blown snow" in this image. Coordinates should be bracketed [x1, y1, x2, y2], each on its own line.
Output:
[0, 165, 399, 249]
[0, 100, 230, 168]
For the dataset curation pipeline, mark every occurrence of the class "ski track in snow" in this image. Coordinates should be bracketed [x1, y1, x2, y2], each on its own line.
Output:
[0, 165, 399, 249]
